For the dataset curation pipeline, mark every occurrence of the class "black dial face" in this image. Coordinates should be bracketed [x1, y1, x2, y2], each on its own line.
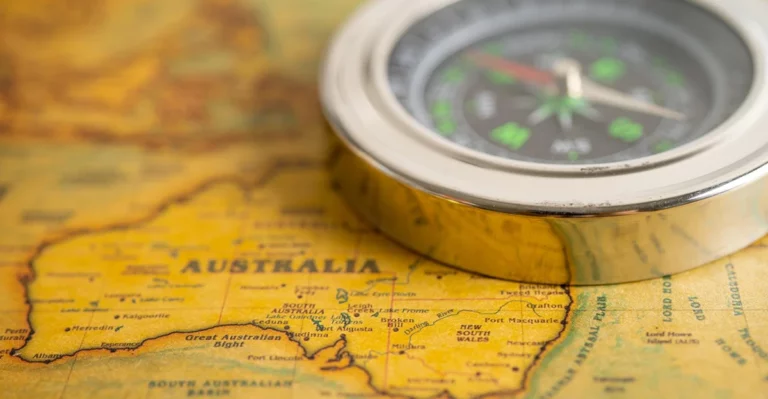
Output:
[387, 0, 754, 165]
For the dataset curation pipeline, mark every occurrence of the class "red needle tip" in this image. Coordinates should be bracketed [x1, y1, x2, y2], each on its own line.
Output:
[465, 50, 556, 86]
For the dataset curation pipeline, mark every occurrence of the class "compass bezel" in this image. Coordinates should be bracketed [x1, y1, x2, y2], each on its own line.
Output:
[320, 0, 768, 215]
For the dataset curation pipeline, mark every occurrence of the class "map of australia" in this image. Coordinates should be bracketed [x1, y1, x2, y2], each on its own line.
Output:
[17, 165, 572, 398]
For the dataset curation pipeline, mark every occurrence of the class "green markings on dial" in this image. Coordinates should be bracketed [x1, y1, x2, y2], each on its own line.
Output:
[590, 57, 626, 82]
[653, 57, 686, 87]
[491, 123, 530, 150]
[432, 100, 456, 136]
[653, 139, 675, 153]
[567, 151, 580, 161]
[432, 100, 451, 117]
[486, 71, 516, 85]
[437, 121, 456, 136]
[609, 118, 644, 142]
[477, 42, 515, 85]
[442, 66, 466, 84]
[665, 71, 685, 87]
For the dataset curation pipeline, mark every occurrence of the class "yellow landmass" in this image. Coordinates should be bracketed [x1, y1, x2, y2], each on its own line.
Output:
[0, 324, 392, 399]
[15, 165, 570, 399]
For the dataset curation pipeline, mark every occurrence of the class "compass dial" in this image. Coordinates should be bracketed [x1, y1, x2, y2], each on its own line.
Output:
[387, 0, 754, 164]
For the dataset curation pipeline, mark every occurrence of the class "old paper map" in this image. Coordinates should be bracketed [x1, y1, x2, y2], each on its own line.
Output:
[0, 1, 767, 398]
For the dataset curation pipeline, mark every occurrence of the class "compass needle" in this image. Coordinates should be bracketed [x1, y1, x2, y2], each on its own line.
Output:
[581, 79, 687, 120]
[465, 50, 556, 86]
[527, 104, 554, 125]
[558, 110, 574, 131]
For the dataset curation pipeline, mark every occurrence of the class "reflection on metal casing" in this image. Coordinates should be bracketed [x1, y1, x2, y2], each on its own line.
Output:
[330, 142, 768, 285]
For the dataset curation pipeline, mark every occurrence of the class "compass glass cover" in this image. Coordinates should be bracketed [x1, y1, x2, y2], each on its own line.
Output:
[387, 0, 754, 164]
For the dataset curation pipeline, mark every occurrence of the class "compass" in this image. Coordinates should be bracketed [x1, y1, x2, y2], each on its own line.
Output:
[321, 0, 768, 284]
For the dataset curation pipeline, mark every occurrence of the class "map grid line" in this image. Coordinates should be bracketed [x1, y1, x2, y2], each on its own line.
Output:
[383, 272, 397, 391]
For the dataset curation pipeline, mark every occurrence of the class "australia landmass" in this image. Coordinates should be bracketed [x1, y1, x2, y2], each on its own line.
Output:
[13, 162, 572, 398]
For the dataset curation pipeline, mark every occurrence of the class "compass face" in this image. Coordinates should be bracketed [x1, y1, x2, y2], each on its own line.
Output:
[387, 0, 754, 164]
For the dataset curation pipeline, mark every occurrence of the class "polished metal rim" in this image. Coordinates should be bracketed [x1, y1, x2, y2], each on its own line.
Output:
[321, 0, 768, 215]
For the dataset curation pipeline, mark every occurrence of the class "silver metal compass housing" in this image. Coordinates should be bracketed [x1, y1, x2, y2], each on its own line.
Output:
[321, 0, 768, 284]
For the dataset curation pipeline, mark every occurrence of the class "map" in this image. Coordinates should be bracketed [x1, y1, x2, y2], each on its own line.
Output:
[0, 1, 767, 398]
